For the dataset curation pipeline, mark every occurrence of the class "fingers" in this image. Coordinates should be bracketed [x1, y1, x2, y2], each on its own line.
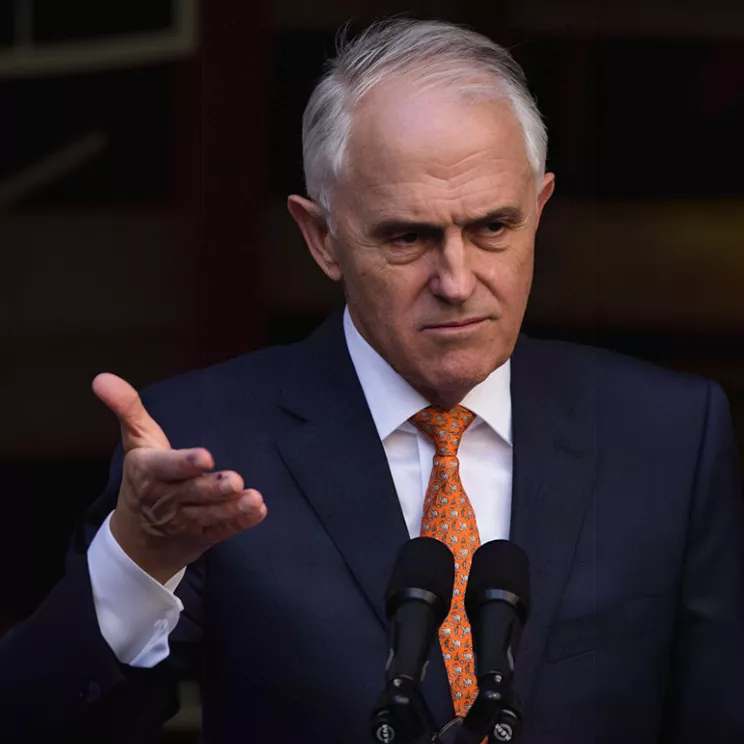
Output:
[92, 373, 171, 452]
[127, 450, 262, 531]
[188, 489, 267, 543]
[140, 488, 266, 540]
[131, 447, 216, 483]
[132, 458, 245, 505]
[134, 471, 266, 537]
[178, 470, 246, 504]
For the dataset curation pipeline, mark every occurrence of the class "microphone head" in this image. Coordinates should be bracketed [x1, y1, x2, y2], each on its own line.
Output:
[385, 537, 455, 624]
[465, 540, 530, 622]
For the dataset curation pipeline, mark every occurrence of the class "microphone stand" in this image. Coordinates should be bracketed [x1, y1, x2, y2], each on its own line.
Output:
[370, 677, 437, 744]
[370, 676, 523, 744]
[451, 679, 523, 744]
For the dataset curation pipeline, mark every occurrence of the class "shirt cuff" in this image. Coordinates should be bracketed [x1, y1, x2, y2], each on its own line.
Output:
[87, 511, 185, 667]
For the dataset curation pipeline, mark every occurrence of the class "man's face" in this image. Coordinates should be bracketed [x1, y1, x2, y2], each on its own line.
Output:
[291, 79, 554, 406]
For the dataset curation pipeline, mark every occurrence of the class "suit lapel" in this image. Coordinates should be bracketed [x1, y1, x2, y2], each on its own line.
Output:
[276, 313, 453, 724]
[277, 313, 408, 628]
[509, 336, 597, 712]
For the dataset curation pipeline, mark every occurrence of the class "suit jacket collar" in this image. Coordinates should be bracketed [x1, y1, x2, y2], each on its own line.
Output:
[276, 312, 596, 722]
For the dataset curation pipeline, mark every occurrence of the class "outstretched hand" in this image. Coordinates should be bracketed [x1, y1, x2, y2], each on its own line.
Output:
[92, 373, 267, 583]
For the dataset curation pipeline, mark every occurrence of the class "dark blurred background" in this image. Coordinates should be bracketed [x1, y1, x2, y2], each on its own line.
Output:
[2, 0, 743, 739]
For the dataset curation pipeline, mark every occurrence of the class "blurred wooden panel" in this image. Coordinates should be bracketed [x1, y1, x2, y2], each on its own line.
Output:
[504, 0, 744, 37]
[2, 208, 193, 333]
[531, 197, 744, 332]
[193, 0, 269, 365]
[270, 0, 468, 29]
[1, 208, 196, 457]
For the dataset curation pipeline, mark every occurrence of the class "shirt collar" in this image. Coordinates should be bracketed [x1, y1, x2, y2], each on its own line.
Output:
[343, 307, 512, 446]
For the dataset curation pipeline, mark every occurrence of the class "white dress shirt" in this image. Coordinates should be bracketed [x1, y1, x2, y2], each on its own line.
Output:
[342, 308, 513, 542]
[87, 307, 514, 667]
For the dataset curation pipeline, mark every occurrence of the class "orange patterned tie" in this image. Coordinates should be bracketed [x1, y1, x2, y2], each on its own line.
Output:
[410, 405, 480, 718]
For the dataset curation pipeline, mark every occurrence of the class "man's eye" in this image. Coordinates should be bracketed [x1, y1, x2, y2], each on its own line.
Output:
[392, 232, 420, 245]
[484, 222, 505, 234]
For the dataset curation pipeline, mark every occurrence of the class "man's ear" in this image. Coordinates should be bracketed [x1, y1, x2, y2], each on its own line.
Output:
[287, 195, 342, 282]
[535, 172, 555, 224]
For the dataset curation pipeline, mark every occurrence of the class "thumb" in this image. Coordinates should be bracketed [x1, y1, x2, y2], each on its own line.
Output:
[92, 373, 171, 453]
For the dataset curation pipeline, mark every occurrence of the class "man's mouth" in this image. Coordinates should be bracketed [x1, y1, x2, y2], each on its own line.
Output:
[421, 317, 489, 332]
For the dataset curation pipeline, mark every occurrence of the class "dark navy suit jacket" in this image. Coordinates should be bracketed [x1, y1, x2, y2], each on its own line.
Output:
[3, 313, 744, 743]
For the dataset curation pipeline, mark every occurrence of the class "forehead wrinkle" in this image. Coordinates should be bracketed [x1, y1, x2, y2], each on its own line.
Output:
[357, 169, 529, 225]
[419, 159, 529, 190]
[354, 143, 524, 182]
[350, 143, 531, 195]
[358, 159, 527, 194]
[406, 144, 522, 176]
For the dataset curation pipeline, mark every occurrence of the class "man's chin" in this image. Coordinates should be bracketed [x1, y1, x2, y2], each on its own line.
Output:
[436, 349, 502, 382]
[413, 367, 493, 407]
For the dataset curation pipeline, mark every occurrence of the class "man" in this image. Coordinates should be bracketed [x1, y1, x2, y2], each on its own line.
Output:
[2, 18, 743, 744]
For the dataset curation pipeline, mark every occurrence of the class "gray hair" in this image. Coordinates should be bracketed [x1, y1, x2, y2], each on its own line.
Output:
[301, 18, 548, 215]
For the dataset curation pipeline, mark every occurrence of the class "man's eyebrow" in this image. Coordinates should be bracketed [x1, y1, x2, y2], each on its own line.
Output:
[368, 219, 441, 238]
[368, 207, 526, 237]
[469, 206, 526, 226]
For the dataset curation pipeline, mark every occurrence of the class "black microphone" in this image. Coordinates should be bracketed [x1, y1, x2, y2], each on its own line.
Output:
[370, 537, 455, 744]
[461, 540, 530, 743]
[385, 536, 455, 686]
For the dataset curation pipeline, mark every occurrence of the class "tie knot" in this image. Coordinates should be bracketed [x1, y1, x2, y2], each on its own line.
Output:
[409, 405, 475, 457]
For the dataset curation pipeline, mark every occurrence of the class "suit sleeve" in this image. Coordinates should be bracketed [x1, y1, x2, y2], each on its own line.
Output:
[0, 442, 204, 743]
[661, 382, 744, 743]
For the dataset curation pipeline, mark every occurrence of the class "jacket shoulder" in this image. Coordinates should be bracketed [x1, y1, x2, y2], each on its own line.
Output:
[519, 335, 719, 408]
[143, 343, 296, 398]
[130, 341, 306, 441]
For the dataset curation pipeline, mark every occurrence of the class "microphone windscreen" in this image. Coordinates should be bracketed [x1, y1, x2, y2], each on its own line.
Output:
[466, 540, 530, 608]
[385, 537, 454, 617]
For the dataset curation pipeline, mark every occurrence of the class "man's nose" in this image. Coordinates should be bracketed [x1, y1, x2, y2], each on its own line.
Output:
[429, 233, 477, 305]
